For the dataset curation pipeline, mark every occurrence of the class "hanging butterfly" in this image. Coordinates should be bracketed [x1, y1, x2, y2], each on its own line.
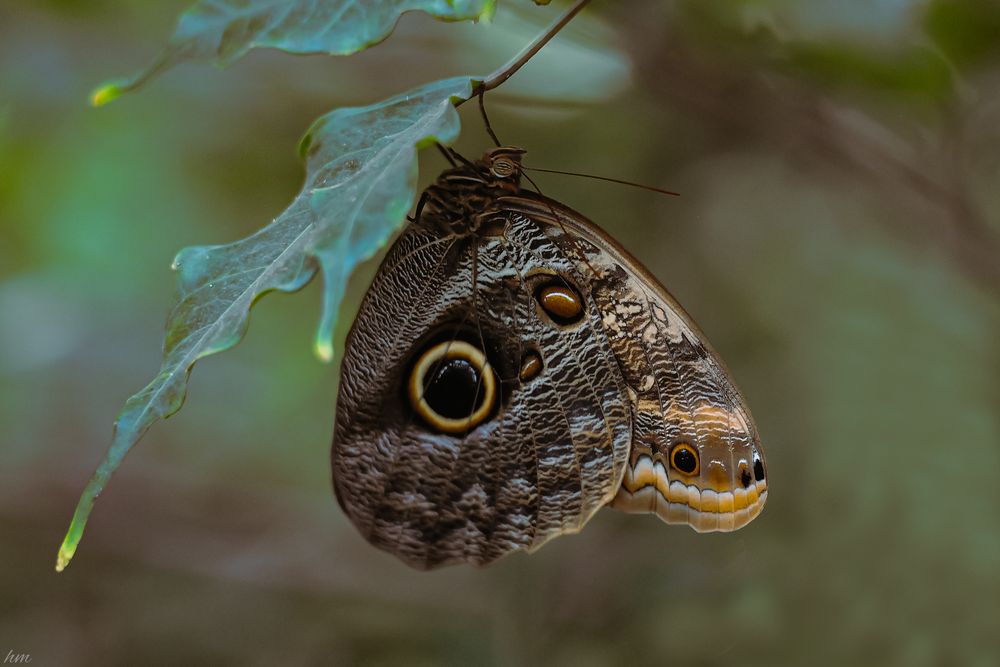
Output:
[331, 141, 768, 570]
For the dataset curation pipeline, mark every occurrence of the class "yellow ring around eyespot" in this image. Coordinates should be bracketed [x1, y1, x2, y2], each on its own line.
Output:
[670, 443, 700, 476]
[408, 340, 497, 434]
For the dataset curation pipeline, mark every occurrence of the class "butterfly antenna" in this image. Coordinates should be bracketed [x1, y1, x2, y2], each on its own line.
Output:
[524, 166, 680, 197]
[478, 89, 503, 147]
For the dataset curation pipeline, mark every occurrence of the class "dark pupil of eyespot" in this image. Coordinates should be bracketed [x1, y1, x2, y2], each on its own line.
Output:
[423, 359, 485, 420]
[673, 448, 697, 474]
[753, 458, 765, 481]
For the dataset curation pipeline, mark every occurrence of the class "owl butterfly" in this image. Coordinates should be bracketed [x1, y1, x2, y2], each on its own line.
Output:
[332, 145, 767, 569]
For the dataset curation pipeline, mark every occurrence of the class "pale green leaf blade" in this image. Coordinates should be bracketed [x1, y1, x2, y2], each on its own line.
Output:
[56, 75, 480, 571]
[91, 0, 496, 105]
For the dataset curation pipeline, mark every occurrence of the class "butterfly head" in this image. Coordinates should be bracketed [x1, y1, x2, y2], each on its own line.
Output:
[420, 146, 527, 230]
[482, 146, 526, 181]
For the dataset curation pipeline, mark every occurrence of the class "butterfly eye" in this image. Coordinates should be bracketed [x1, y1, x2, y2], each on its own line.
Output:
[485, 146, 525, 179]
[490, 156, 519, 179]
[535, 282, 585, 326]
[670, 443, 700, 475]
[408, 340, 497, 434]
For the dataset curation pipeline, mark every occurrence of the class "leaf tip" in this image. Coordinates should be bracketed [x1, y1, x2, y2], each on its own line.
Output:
[89, 81, 126, 107]
[55, 543, 75, 573]
[315, 337, 334, 363]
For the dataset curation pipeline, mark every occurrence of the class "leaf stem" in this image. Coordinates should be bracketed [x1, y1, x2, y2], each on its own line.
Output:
[466, 0, 592, 100]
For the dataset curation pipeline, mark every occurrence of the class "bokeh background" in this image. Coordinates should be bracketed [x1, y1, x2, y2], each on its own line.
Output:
[3, 1, 999, 664]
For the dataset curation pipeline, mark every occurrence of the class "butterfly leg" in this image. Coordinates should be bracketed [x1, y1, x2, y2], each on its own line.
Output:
[409, 191, 429, 224]
[434, 142, 457, 167]
[478, 88, 503, 147]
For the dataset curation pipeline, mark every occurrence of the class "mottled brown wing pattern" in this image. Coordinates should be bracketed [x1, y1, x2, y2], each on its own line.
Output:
[508, 195, 768, 532]
[332, 209, 633, 569]
[333, 147, 767, 569]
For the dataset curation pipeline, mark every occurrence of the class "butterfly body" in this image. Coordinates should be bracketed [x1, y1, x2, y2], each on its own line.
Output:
[332, 148, 766, 569]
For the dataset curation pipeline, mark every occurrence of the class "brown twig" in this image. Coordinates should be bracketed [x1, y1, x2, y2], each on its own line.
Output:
[457, 0, 592, 105]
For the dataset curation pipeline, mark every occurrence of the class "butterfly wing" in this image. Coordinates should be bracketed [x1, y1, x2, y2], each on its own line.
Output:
[506, 193, 768, 533]
[334, 184, 767, 569]
[332, 209, 633, 569]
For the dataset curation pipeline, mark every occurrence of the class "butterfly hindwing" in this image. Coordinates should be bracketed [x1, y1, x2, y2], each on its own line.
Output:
[332, 208, 633, 569]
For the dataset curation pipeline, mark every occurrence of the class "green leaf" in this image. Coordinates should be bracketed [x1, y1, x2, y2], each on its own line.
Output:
[56, 75, 480, 571]
[90, 0, 496, 105]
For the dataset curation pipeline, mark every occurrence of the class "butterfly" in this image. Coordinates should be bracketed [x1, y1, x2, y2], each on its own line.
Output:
[331, 144, 767, 569]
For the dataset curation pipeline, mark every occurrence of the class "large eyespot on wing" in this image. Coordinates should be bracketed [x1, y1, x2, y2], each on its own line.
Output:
[331, 212, 632, 569]
[407, 340, 498, 434]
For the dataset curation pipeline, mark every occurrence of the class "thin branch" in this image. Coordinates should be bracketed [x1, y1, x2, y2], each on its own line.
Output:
[458, 0, 592, 105]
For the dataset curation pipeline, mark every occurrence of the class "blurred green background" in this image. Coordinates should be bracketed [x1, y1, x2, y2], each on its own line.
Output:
[2, 1, 999, 664]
